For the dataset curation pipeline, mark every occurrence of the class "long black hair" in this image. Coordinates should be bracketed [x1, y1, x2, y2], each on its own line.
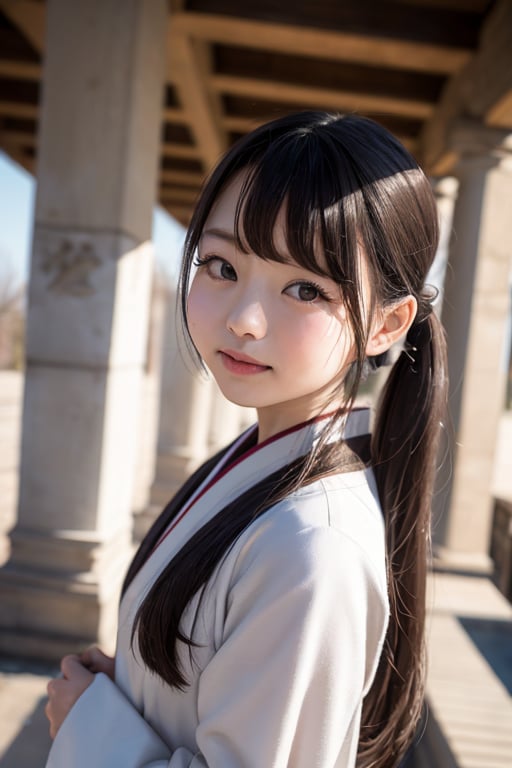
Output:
[125, 112, 448, 767]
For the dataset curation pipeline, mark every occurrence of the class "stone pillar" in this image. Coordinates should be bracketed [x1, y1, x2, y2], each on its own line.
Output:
[429, 176, 458, 314]
[434, 124, 512, 571]
[0, 0, 167, 659]
[131, 277, 169, 521]
[139, 287, 214, 538]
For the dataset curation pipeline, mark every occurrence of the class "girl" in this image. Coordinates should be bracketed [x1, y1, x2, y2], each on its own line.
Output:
[45, 111, 447, 768]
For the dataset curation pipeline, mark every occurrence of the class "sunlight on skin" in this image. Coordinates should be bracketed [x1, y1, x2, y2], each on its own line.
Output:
[187, 172, 416, 443]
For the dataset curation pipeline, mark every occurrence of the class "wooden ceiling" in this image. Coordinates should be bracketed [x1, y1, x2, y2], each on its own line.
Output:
[1, 0, 511, 225]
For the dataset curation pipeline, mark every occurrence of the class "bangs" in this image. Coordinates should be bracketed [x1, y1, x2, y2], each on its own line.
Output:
[233, 132, 361, 288]
[180, 111, 424, 364]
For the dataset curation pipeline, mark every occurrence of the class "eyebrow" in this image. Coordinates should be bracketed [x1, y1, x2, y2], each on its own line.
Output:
[200, 227, 296, 265]
[201, 227, 236, 243]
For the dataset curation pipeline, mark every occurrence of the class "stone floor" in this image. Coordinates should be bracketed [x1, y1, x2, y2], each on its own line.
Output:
[0, 657, 54, 768]
[0, 571, 511, 768]
[415, 571, 512, 768]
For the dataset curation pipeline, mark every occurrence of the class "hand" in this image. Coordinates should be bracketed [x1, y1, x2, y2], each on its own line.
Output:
[80, 646, 115, 681]
[45, 655, 94, 739]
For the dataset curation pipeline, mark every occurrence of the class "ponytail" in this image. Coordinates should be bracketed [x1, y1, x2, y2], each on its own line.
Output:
[358, 308, 448, 766]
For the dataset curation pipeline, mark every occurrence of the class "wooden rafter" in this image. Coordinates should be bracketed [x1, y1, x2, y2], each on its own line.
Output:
[421, 0, 512, 173]
[211, 74, 434, 120]
[0, 60, 41, 80]
[168, 26, 228, 171]
[159, 187, 200, 204]
[0, 0, 504, 215]
[172, 12, 471, 76]
[0, 130, 34, 173]
[223, 115, 263, 134]
[160, 143, 200, 160]
[0, 130, 36, 147]
[159, 169, 204, 186]
[163, 106, 189, 123]
[0, 0, 46, 54]
[0, 102, 38, 119]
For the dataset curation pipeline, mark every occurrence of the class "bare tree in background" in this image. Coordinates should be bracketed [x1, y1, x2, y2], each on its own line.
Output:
[0, 261, 25, 370]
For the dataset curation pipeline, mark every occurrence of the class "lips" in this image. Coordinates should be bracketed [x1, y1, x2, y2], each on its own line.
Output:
[219, 349, 272, 375]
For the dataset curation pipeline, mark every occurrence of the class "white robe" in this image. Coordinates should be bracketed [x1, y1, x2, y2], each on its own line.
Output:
[46, 409, 389, 768]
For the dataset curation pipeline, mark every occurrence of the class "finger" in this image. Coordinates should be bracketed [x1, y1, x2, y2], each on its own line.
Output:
[44, 698, 57, 739]
[60, 654, 84, 679]
[47, 677, 65, 697]
[80, 646, 106, 669]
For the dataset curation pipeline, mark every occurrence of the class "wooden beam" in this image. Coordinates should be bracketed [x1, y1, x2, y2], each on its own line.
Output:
[159, 169, 204, 186]
[168, 31, 227, 170]
[223, 114, 417, 154]
[163, 106, 189, 123]
[160, 143, 199, 160]
[486, 90, 512, 129]
[162, 203, 193, 224]
[462, 0, 512, 122]
[0, 0, 46, 54]
[0, 60, 41, 80]
[211, 74, 434, 120]
[0, 101, 38, 119]
[0, 130, 36, 147]
[193, 37, 227, 148]
[223, 115, 264, 134]
[159, 187, 200, 204]
[421, 0, 512, 173]
[0, 133, 34, 174]
[172, 12, 470, 76]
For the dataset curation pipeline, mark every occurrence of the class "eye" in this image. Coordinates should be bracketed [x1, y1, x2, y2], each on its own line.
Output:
[284, 281, 329, 303]
[193, 255, 237, 281]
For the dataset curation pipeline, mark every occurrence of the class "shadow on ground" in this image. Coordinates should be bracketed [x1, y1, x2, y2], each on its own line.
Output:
[0, 696, 52, 768]
[458, 615, 512, 694]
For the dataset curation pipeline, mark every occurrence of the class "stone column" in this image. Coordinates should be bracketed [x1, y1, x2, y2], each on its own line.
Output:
[139, 287, 214, 538]
[0, 0, 167, 659]
[429, 176, 458, 315]
[434, 123, 512, 571]
[131, 277, 169, 522]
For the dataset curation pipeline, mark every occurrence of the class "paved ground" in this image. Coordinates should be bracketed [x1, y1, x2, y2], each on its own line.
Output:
[0, 571, 511, 768]
[421, 571, 512, 768]
[0, 657, 54, 768]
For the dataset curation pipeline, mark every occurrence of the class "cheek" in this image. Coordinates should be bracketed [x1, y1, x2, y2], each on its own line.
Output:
[187, 275, 217, 320]
[186, 279, 213, 348]
[291, 314, 352, 365]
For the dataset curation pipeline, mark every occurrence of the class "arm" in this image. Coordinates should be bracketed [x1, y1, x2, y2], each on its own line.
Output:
[45, 647, 115, 738]
[45, 672, 172, 768]
[191, 521, 387, 768]
[46, 517, 386, 767]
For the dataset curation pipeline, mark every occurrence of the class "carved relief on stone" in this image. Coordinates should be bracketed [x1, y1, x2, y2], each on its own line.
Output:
[41, 239, 101, 296]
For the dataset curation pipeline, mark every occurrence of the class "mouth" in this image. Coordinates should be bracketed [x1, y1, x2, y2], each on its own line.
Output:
[218, 349, 272, 375]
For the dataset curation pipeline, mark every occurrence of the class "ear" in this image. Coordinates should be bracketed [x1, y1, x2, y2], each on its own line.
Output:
[365, 296, 417, 357]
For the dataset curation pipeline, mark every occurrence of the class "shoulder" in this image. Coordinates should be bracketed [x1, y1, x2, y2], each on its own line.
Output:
[227, 467, 387, 597]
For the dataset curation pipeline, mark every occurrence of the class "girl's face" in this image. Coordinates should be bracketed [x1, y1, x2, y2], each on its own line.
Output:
[187, 173, 364, 442]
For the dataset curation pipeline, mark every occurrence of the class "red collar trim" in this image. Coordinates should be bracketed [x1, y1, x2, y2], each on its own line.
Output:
[153, 409, 360, 553]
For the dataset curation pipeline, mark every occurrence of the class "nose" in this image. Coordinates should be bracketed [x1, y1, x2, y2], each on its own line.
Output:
[227, 297, 268, 339]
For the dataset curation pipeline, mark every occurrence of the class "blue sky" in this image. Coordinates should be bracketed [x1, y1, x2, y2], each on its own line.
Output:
[0, 150, 185, 289]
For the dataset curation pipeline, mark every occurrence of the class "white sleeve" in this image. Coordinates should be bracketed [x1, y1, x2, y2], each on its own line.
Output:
[45, 673, 171, 768]
[46, 522, 386, 768]
[45, 674, 210, 768]
[190, 522, 386, 768]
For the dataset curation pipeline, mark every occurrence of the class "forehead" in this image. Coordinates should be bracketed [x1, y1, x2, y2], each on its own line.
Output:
[200, 168, 370, 300]
[203, 170, 290, 255]
[204, 171, 248, 228]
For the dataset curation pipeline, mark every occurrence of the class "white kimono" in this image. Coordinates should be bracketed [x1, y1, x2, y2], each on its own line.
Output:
[46, 409, 389, 768]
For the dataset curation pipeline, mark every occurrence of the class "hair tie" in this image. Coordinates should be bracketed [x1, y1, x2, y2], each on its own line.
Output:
[417, 285, 438, 322]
